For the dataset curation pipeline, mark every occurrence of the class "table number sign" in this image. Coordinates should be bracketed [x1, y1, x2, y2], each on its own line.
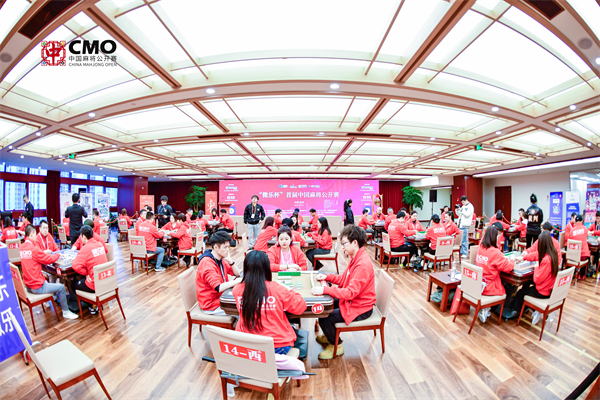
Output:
[219, 342, 266, 363]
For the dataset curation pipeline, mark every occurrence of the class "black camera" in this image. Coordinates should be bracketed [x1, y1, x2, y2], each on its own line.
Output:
[455, 204, 460, 209]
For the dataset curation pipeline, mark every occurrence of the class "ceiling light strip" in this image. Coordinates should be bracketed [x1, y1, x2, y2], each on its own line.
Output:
[473, 156, 600, 177]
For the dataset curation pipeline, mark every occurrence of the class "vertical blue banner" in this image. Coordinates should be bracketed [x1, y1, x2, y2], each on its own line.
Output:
[565, 191, 580, 228]
[0, 246, 31, 363]
[549, 192, 563, 228]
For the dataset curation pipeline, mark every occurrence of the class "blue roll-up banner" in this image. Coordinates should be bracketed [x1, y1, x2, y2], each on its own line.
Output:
[0, 246, 31, 363]
[565, 191, 580, 228]
[549, 192, 563, 228]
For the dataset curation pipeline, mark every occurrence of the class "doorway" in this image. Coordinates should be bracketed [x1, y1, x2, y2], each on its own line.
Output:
[494, 186, 512, 222]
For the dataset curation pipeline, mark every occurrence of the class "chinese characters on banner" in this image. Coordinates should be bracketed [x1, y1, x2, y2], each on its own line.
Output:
[205, 192, 218, 215]
[584, 189, 599, 228]
[549, 192, 563, 229]
[0, 247, 32, 363]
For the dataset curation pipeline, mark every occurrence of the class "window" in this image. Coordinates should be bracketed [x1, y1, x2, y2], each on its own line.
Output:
[6, 166, 27, 174]
[60, 171, 70, 178]
[90, 186, 104, 208]
[0, 179, 3, 210]
[0, 164, 4, 172]
[29, 168, 47, 176]
[106, 177, 118, 182]
[106, 187, 118, 207]
[33, 217, 45, 226]
[5, 181, 26, 210]
[28, 183, 47, 209]
[71, 172, 88, 179]
[90, 175, 104, 181]
[60, 184, 70, 193]
[71, 184, 87, 193]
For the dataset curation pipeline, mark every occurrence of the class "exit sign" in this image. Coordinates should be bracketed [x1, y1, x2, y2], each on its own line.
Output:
[474, 144, 483, 151]
[68, 153, 76, 159]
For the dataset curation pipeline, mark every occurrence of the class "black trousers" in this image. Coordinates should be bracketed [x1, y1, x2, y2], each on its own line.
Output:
[511, 282, 549, 313]
[69, 277, 94, 311]
[423, 247, 436, 256]
[305, 248, 330, 270]
[171, 247, 192, 266]
[526, 232, 539, 248]
[319, 299, 373, 344]
[391, 243, 418, 262]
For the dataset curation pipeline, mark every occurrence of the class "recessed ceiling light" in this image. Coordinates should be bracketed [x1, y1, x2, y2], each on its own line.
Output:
[243, 132, 249, 136]
[555, 127, 561, 132]
[111, 144, 116, 148]
[103, 175, 105, 177]
[63, 162, 67, 164]
[491, 106, 499, 112]
[71, 170, 73, 172]
[99, 167, 103, 170]
[38, 166, 41, 169]
[169, 178, 172, 180]
[330, 83, 340, 89]
[596, 57, 600, 65]
[495, 131, 502, 135]
[206, 88, 215, 94]
[430, 137, 436, 140]
[153, 176, 156, 178]
[318, 131, 324, 135]
[153, 139, 159, 142]
[8, 145, 12, 149]
[88, 112, 95, 117]
[434, 153, 438, 156]
[569, 104, 577, 110]
[409, 161, 414, 163]
[133, 172, 135, 175]
[20, 155, 24, 158]
[587, 142, 592, 146]
[535, 152, 540, 156]
[494, 145, 499, 149]
[36, 132, 41, 136]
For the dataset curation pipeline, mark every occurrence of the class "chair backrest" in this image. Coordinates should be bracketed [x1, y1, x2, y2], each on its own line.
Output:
[99, 226, 109, 242]
[10, 263, 28, 301]
[334, 234, 340, 254]
[177, 267, 197, 312]
[58, 226, 67, 243]
[293, 241, 301, 249]
[118, 220, 128, 233]
[242, 232, 249, 253]
[93, 260, 118, 296]
[190, 224, 201, 238]
[566, 239, 582, 263]
[436, 236, 455, 257]
[548, 267, 575, 305]
[205, 325, 278, 384]
[128, 228, 136, 238]
[129, 235, 147, 255]
[469, 245, 478, 265]
[194, 233, 205, 251]
[106, 243, 114, 262]
[374, 269, 395, 318]
[10, 312, 49, 378]
[6, 239, 20, 260]
[382, 233, 391, 252]
[454, 230, 463, 246]
[558, 231, 565, 249]
[460, 261, 483, 301]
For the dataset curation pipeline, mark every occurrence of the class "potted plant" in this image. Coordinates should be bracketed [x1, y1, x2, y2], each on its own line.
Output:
[402, 186, 424, 213]
[185, 186, 206, 213]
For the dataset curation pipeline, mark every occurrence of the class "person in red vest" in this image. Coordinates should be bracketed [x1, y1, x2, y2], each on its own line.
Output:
[253, 216, 278, 252]
[1, 216, 18, 243]
[72, 220, 108, 253]
[566, 214, 590, 279]
[282, 218, 306, 247]
[171, 213, 194, 267]
[388, 211, 418, 263]
[233, 250, 307, 353]
[564, 212, 577, 238]
[306, 217, 333, 270]
[309, 208, 319, 232]
[20, 225, 79, 320]
[406, 211, 424, 231]
[119, 208, 132, 228]
[274, 209, 283, 229]
[374, 207, 386, 221]
[162, 214, 178, 232]
[358, 209, 376, 234]
[36, 220, 58, 253]
[291, 214, 303, 233]
[475, 225, 514, 323]
[18, 213, 31, 232]
[92, 210, 105, 235]
[424, 215, 447, 257]
[135, 209, 147, 234]
[195, 231, 241, 315]
[489, 211, 510, 230]
[384, 207, 395, 231]
[218, 209, 234, 234]
[186, 208, 194, 224]
[523, 222, 561, 263]
[311, 225, 375, 359]
[138, 212, 166, 272]
[208, 208, 220, 222]
[515, 208, 527, 241]
[266, 226, 307, 271]
[440, 206, 450, 223]
[294, 208, 304, 224]
[444, 211, 460, 236]
[70, 225, 108, 315]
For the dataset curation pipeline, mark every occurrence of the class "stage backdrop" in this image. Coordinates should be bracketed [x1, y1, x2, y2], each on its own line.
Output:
[220, 180, 379, 216]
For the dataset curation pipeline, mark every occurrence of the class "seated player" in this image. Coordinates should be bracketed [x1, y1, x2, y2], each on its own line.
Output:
[209, 208, 220, 222]
[406, 211, 424, 231]
[492, 222, 506, 250]
[358, 209, 376, 233]
[515, 208, 527, 242]
[440, 206, 450, 222]
[306, 217, 333, 270]
[70, 225, 108, 315]
[424, 214, 446, 256]
[171, 213, 193, 267]
[36, 220, 59, 253]
[1, 216, 18, 243]
[283, 218, 306, 246]
[564, 212, 577, 238]
[186, 208, 194, 223]
[195, 231, 241, 315]
[444, 211, 460, 236]
[19, 213, 31, 232]
[375, 207, 385, 221]
[523, 222, 561, 257]
[274, 209, 283, 229]
[384, 208, 395, 231]
[388, 211, 418, 263]
[489, 211, 510, 230]
[119, 208, 132, 228]
[92, 210, 105, 235]
[20, 225, 79, 319]
[72, 219, 108, 253]
[195, 210, 208, 233]
[138, 212, 167, 272]
[253, 216, 278, 252]
[267, 226, 308, 271]
[135, 209, 147, 234]
[565, 214, 590, 279]
[162, 214, 178, 231]
[311, 225, 375, 359]
[218, 209, 234, 234]
[294, 208, 304, 224]
[233, 251, 307, 353]
[309, 208, 319, 232]
[291, 214, 303, 233]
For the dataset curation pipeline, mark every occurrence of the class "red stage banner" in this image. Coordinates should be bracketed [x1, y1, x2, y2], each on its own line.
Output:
[205, 191, 218, 215]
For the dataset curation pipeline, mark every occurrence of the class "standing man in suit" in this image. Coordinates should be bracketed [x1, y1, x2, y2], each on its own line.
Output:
[65, 193, 87, 243]
[23, 194, 34, 223]
[156, 195, 174, 229]
[243, 194, 265, 250]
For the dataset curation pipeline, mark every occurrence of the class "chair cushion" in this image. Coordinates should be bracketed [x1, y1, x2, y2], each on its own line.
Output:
[334, 305, 382, 328]
[9, 257, 20, 263]
[36, 340, 95, 386]
[238, 377, 287, 389]
[566, 259, 588, 267]
[423, 253, 451, 261]
[462, 292, 506, 306]
[313, 253, 337, 260]
[26, 292, 53, 303]
[132, 252, 156, 259]
[524, 296, 563, 311]
[386, 250, 410, 256]
[178, 249, 198, 256]
[76, 290, 116, 303]
[189, 304, 236, 324]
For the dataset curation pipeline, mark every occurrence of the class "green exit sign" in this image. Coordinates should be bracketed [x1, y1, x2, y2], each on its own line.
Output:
[474, 144, 483, 151]
[68, 153, 76, 159]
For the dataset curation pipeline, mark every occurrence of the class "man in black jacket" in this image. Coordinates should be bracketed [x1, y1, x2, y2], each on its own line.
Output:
[243, 195, 265, 249]
[156, 195, 174, 228]
[65, 193, 87, 243]
[23, 195, 34, 222]
[525, 193, 544, 248]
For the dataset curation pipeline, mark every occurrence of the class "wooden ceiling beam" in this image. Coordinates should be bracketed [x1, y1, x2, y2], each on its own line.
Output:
[357, 98, 389, 132]
[190, 101, 229, 132]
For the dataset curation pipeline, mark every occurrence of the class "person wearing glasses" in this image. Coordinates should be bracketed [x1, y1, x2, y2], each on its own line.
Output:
[310, 225, 375, 359]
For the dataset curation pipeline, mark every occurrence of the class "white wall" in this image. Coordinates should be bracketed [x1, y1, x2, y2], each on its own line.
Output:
[482, 171, 571, 221]
[414, 188, 452, 221]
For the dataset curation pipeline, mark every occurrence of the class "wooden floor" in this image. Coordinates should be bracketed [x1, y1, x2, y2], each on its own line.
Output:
[1, 230, 599, 400]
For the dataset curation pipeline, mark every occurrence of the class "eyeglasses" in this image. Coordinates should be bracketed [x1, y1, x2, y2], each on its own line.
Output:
[341, 240, 350, 247]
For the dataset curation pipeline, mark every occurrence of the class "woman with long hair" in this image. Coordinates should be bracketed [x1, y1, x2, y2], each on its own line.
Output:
[209, 208, 220, 222]
[424, 214, 445, 256]
[306, 217, 333, 270]
[233, 251, 307, 354]
[506, 231, 560, 322]
[291, 213, 302, 233]
[1, 216, 17, 243]
[171, 213, 193, 267]
[343, 199, 354, 225]
[266, 226, 308, 271]
[253, 216, 278, 252]
[283, 218, 306, 246]
[440, 206, 450, 222]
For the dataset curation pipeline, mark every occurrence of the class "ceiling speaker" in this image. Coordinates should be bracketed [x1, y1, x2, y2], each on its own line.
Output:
[0, 53, 12, 63]
[577, 38, 593, 50]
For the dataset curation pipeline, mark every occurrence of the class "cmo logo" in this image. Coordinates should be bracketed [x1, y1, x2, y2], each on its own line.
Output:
[41, 41, 66, 66]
